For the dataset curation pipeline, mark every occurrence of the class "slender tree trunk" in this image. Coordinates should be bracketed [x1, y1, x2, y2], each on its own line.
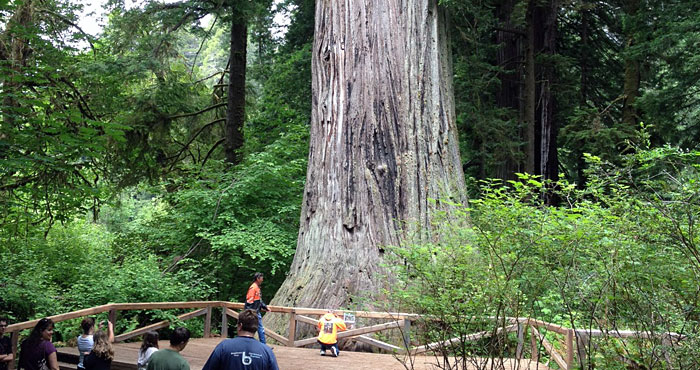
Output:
[268, 0, 466, 334]
[579, 4, 590, 107]
[622, 0, 640, 128]
[622, 57, 640, 126]
[525, 0, 558, 183]
[1, 0, 34, 128]
[577, 4, 590, 187]
[494, 0, 525, 180]
[225, 10, 247, 164]
[524, 1, 536, 175]
[536, 0, 558, 186]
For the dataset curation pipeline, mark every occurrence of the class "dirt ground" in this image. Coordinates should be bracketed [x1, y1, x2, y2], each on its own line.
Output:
[59, 337, 551, 370]
[260, 344, 551, 370]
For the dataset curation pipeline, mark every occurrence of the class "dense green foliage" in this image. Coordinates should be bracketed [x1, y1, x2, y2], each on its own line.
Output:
[386, 145, 700, 368]
[0, 0, 312, 334]
[446, 0, 700, 190]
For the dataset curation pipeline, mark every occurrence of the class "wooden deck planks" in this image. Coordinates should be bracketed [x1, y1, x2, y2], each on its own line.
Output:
[56, 337, 550, 370]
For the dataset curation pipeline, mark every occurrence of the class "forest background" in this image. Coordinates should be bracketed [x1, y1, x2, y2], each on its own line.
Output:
[1, 0, 700, 368]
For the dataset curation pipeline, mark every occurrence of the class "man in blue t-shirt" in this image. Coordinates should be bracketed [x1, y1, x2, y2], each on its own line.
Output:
[202, 310, 278, 370]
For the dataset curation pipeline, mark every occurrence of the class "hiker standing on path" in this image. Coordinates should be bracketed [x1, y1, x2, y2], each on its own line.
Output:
[83, 330, 114, 370]
[78, 319, 114, 370]
[244, 273, 269, 344]
[18, 318, 59, 370]
[146, 327, 190, 370]
[201, 310, 278, 370]
[317, 311, 347, 357]
[136, 331, 159, 370]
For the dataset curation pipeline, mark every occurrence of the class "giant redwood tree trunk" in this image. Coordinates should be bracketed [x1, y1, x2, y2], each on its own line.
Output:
[268, 0, 466, 333]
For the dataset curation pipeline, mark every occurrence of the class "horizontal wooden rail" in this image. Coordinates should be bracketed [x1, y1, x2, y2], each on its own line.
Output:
[6, 305, 113, 332]
[522, 318, 570, 335]
[5, 300, 687, 370]
[266, 306, 420, 320]
[337, 320, 405, 340]
[264, 328, 289, 346]
[111, 301, 226, 310]
[295, 315, 318, 326]
[225, 308, 240, 319]
[294, 314, 406, 353]
[294, 320, 404, 347]
[114, 308, 208, 342]
[354, 335, 404, 353]
[410, 323, 519, 355]
[223, 302, 246, 310]
[574, 328, 682, 339]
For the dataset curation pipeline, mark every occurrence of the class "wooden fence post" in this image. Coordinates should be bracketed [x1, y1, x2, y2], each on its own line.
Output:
[203, 306, 212, 338]
[530, 325, 538, 362]
[402, 320, 411, 349]
[566, 329, 574, 369]
[288, 310, 296, 347]
[516, 323, 524, 360]
[221, 307, 228, 338]
[9, 331, 18, 370]
[108, 309, 117, 328]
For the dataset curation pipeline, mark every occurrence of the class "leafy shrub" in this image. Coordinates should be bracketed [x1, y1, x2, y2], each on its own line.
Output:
[0, 218, 211, 343]
[386, 147, 700, 369]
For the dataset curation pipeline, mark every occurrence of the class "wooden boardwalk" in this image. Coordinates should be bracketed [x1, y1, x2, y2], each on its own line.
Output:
[57, 337, 550, 370]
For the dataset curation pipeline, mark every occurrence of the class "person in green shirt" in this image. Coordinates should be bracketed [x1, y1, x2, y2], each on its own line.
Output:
[146, 327, 190, 370]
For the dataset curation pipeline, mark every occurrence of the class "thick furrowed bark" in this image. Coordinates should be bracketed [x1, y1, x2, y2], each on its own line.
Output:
[267, 0, 466, 338]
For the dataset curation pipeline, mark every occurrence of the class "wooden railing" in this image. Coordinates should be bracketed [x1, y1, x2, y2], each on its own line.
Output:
[4, 302, 683, 370]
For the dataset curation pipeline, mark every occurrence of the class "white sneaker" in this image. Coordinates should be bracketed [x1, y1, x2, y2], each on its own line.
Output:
[320, 349, 326, 356]
[331, 347, 339, 357]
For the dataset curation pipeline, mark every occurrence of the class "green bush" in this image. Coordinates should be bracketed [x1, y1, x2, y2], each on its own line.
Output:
[0, 218, 211, 341]
[386, 147, 700, 369]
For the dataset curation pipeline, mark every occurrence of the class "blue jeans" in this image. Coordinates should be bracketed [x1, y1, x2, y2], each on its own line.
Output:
[257, 312, 266, 344]
[320, 342, 339, 355]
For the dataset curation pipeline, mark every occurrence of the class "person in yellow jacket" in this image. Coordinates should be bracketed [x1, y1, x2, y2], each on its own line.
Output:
[317, 311, 347, 357]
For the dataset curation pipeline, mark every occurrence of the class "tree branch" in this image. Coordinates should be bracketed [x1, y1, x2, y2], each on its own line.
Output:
[194, 71, 224, 84]
[190, 14, 219, 77]
[37, 8, 97, 56]
[201, 138, 225, 169]
[493, 26, 526, 36]
[167, 118, 226, 170]
[0, 176, 39, 191]
[59, 77, 96, 120]
[152, 7, 206, 57]
[168, 102, 227, 119]
[172, 139, 196, 163]
[146, 2, 186, 12]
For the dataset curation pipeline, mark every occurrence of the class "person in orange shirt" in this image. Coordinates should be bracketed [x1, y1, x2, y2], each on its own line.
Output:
[244, 272, 269, 344]
[317, 311, 347, 357]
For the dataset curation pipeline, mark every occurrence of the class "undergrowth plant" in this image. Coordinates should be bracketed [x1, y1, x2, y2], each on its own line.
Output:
[386, 146, 700, 369]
